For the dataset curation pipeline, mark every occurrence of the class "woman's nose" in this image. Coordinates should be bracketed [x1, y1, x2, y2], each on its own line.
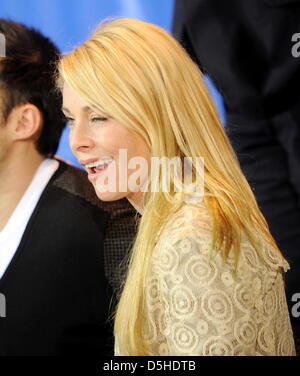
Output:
[69, 122, 94, 152]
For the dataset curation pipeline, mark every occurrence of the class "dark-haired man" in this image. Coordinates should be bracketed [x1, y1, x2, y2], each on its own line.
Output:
[0, 19, 137, 355]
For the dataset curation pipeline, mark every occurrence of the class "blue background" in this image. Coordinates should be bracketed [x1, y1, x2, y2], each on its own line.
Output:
[0, 0, 224, 167]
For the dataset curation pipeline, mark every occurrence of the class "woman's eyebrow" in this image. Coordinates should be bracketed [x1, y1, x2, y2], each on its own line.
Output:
[62, 107, 72, 115]
[62, 106, 96, 116]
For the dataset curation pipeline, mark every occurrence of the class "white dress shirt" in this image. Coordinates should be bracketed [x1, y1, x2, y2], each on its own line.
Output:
[0, 158, 59, 279]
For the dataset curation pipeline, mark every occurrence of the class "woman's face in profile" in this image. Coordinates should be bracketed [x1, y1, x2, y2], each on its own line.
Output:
[62, 83, 151, 205]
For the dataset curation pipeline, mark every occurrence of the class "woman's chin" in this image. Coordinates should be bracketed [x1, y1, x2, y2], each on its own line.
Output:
[95, 189, 127, 202]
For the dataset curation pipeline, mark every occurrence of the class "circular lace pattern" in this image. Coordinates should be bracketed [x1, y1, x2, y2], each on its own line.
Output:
[241, 244, 260, 272]
[201, 289, 234, 323]
[262, 242, 285, 270]
[156, 245, 180, 274]
[234, 282, 255, 312]
[278, 330, 295, 356]
[169, 284, 197, 319]
[146, 276, 160, 308]
[234, 317, 257, 346]
[171, 323, 199, 353]
[202, 336, 234, 356]
[257, 325, 275, 353]
[185, 254, 217, 286]
[263, 289, 277, 317]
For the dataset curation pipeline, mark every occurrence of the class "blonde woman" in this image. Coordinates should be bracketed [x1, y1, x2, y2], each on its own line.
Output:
[58, 18, 296, 356]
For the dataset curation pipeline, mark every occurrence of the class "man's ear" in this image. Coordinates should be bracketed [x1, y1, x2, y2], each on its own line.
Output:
[12, 103, 42, 141]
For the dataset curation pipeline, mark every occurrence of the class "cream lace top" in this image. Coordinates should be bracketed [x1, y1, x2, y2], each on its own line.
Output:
[139, 201, 296, 356]
[141, 203, 295, 355]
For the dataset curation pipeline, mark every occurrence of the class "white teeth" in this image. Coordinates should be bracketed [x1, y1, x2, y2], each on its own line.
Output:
[85, 158, 113, 169]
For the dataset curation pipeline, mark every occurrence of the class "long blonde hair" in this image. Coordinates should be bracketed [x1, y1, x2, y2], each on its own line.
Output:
[58, 18, 282, 355]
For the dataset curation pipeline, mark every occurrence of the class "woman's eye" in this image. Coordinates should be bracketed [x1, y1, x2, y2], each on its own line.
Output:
[90, 117, 108, 123]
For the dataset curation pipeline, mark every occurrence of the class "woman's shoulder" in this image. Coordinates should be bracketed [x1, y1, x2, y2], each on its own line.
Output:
[161, 200, 212, 237]
[154, 200, 214, 260]
[155, 200, 290, 275]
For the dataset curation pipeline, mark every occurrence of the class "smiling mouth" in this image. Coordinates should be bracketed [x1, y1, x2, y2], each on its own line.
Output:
[86, 158, 114, 180]
[88, 164, 108, 174]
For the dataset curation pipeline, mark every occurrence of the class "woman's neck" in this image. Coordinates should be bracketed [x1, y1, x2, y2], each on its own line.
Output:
[127, 191, 144, 215]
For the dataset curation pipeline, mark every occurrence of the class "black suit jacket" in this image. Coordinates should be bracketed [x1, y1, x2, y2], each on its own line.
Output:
[0, 160, 138, 355]
[173, 0, 300, 120]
